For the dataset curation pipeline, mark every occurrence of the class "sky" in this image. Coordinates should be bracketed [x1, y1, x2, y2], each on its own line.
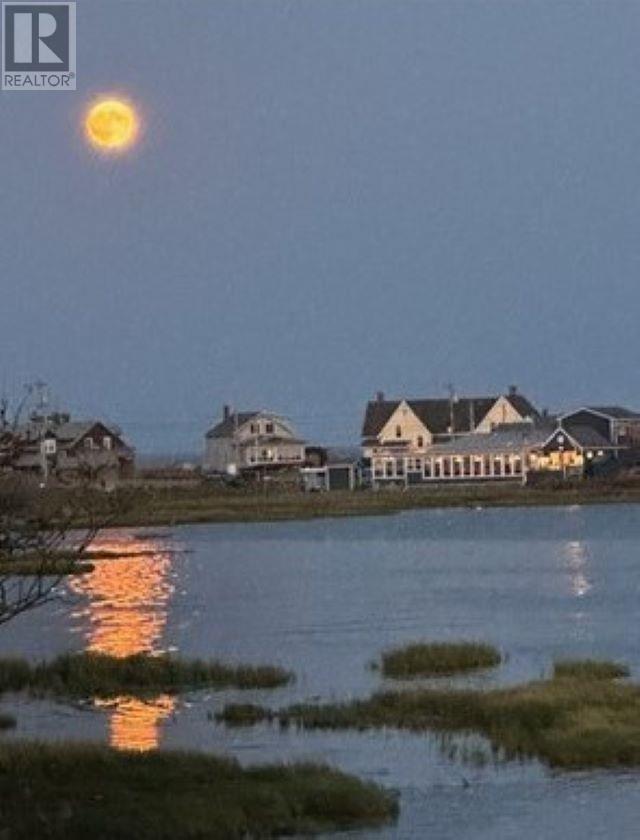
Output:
[2, 0, 640, 454]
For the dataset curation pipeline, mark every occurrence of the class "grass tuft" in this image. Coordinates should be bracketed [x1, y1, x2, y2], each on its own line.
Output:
[553, 659, 630, 681]
[0, 741, 398, 838]
[0, 652, 292, 698]
[380, 641, 501, 678]
[215, 703, 274, 727]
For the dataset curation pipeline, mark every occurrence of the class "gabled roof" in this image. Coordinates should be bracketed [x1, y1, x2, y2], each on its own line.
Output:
[568, 425, 615, 448]
[206, 411, 302, 441]
[16, 419, 130, 450]
[506, 394, 540, 420]
[585, 406, 640, 420]
[206, 412, 259, 439]
[361, 401, 398, 438]
[362, 393, 539, 439]
[544, 425, 615, 451]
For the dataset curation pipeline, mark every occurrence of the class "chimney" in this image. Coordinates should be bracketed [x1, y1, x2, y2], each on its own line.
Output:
[508, 384, 518, 396]
[223, 404, 231, 421]
[375, 391, 385, 403]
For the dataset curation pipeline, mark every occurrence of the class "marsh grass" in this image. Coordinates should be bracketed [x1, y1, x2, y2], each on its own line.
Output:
[380, 641, 501, 678]
[553, 659, 630, 680]
[222, 659, 640, 769]
[0, 652, 292, 698]
[215, 703, 275, 727]
[0, 559, 94, 576]
[106, 481, 640, 528]
[0, 741, 398, 839]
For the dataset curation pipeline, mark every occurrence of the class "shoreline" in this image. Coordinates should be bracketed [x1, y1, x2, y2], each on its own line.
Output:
[110, 481, 640, 528]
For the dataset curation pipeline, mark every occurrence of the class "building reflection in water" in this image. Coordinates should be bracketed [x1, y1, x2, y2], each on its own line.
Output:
[563, 540, 592, 599]
[561, 539, 594, 642]
[69, 533, 177, 751]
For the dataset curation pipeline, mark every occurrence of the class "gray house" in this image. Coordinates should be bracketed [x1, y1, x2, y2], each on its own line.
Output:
[4, 413, 135, 488]
[204, 407, 306, 475]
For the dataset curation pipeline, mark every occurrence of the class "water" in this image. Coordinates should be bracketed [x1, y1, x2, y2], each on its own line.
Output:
[1, 503, 640, 837]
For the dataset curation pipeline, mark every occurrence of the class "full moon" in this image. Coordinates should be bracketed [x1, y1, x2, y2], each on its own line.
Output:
[85, 99, 139, 152]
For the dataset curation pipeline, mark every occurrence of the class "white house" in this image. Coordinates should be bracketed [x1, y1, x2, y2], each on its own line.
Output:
[204, 407, 306, 475]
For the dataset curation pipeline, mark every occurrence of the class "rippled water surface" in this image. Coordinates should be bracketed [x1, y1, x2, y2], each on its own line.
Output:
[2, 504, 640, 838]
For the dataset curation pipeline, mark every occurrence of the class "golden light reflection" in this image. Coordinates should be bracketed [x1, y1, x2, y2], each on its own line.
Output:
[70, 533, 176, 751]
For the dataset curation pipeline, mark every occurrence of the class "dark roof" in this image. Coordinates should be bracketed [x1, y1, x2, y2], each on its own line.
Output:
[206, 412, 259, 439]
[507, 394, 540, 420]
[16, 419, 130, 449]
[558, 425, 616, 449]
[585, 406, 640, 420]
[362, 393, 539, 439]
[361, 401, 398, 438]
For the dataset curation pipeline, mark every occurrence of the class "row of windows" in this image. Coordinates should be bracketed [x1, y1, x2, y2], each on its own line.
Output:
[43, 436, 113, 455]
[249, 421, 275, 435]
[374, 454, 523, 480]
[247, 450, 303, 464]
[84, 436, 112, 451]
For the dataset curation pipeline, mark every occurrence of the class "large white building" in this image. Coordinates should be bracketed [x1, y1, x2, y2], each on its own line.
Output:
[361, 387, 540, 484]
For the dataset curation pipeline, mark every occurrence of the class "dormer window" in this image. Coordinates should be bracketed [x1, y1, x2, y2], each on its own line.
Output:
[265, 422, 274, 434]
[250, 423, 259, 434]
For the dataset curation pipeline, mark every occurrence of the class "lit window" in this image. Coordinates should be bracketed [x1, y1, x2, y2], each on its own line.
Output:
[103, 436, 112, 450]
[42, 438, 56, 455]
